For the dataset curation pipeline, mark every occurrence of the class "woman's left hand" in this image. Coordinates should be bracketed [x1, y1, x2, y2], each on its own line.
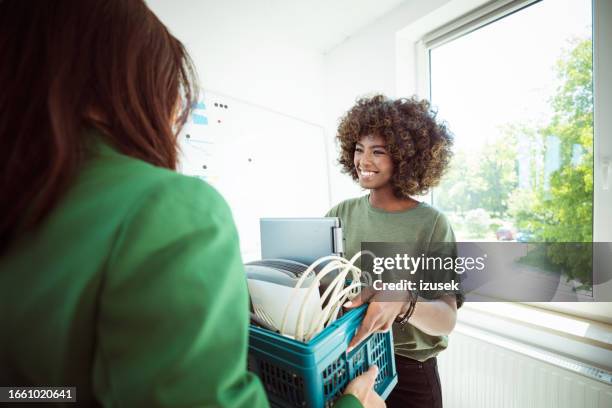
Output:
[344, 288, 410, 353]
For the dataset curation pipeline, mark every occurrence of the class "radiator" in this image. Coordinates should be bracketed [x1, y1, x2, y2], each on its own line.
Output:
[437, 324, 612, 408]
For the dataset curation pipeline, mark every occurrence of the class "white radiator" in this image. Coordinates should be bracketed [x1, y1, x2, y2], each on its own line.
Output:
[437, 324, 612, 408]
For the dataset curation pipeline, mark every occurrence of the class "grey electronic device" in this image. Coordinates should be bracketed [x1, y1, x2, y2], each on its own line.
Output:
[260, 217, 344, 265]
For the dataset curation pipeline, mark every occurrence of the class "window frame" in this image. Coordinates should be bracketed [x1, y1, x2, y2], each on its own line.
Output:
[414, 0, 612, 321]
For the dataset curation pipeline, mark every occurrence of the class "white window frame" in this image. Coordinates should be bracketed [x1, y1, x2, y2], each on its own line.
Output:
[415, 0, 612, 312]
[404, 0, 612, 368]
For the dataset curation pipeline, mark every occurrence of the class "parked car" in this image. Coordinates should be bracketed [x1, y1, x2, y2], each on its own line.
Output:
[515, 231, 535, 242]
[496, 227, 514, 241]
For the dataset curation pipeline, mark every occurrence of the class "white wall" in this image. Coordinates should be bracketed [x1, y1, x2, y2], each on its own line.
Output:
[146, 0, 325, 125]
[146, 0, 493, 208]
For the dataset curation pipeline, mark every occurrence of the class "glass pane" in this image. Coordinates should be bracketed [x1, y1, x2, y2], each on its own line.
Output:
[430, 0, 593, 293]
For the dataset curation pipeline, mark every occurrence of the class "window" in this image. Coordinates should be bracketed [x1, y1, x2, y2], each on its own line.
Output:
[419, 0, 611, 321]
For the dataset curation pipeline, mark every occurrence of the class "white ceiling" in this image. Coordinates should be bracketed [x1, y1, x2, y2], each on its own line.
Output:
[147, 0, 409, 54]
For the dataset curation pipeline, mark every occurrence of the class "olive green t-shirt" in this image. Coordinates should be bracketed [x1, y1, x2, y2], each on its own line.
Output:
[326, 194, 462, 362]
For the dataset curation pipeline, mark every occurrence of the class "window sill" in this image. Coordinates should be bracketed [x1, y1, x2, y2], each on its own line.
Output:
[457, 302, 612, 372]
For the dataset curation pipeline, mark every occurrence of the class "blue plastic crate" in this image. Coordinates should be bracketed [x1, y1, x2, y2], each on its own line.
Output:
[248, 305, 398, 407]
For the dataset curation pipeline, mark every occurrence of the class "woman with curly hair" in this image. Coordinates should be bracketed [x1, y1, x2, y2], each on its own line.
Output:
[327, 95, 463, 408]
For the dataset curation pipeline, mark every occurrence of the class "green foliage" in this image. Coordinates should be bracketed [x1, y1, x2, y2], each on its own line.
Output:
[435, 38, 593, 281]
[477, 135, 519, 217]
[510, 38, 593, 284]
[436, 136, 518, 218]
[464, 208, 491, 237]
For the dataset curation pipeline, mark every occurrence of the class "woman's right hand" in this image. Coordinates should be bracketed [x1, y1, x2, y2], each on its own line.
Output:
[344, 365, 386, 408]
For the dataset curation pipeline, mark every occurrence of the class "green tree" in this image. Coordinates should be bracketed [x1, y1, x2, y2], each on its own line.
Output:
[540, 38, 593, 243]
[435, 150, 476, 214]
[437, 136, 518, 218]
[476, 132, 518, 218]
[512, 38, 593, 283]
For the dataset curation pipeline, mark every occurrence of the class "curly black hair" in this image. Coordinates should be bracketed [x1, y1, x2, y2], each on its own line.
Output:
[336, 94, 454, 198]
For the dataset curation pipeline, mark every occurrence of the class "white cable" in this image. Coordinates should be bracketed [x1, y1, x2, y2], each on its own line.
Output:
[312, 259, 362, 330]
[294, 259, 348, 340]
[284, 252, 367, 341]
[300, 261, 353, 340]
[296, 255, 362, 340]
[279, 254, 349, 334]
[317, 261, 358, 312]
[305, 281, 363, 341]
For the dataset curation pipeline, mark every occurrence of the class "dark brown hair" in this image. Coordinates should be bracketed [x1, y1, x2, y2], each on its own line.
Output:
[337, 94, 453, 198]
[0, 0, 198, 249]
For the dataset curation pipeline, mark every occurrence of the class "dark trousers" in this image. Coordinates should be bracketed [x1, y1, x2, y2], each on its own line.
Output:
[386, 355, 443, 408]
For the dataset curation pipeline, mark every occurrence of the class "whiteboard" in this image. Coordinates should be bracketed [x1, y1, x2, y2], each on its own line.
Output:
[178, 90, 330, 261]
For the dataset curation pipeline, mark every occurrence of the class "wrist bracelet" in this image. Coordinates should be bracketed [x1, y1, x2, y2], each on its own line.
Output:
[395, 299, 416, 326]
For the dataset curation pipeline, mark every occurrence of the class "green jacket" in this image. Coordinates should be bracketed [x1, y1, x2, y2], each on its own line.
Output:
[0, 133, 360, 407]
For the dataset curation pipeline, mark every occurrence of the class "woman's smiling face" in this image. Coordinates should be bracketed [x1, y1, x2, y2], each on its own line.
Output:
[353, 134, 394, 190]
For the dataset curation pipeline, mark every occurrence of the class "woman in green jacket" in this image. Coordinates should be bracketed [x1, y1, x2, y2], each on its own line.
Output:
[0, 1, 381, 406]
